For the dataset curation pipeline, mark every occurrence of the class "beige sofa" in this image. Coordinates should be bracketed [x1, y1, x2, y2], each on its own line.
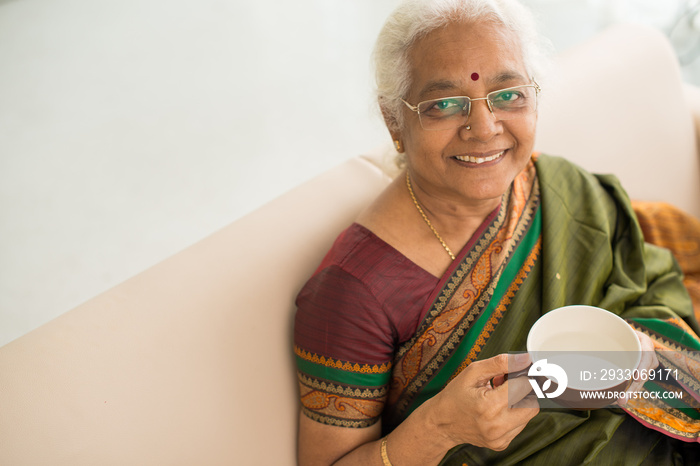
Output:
[1, 24, 699, 465]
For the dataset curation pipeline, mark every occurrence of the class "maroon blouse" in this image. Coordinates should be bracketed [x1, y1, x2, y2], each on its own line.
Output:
[294, 223, 440, 367]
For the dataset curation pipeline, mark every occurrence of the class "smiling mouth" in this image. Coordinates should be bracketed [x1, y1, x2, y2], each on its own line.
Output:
[453, 150, 505, 164]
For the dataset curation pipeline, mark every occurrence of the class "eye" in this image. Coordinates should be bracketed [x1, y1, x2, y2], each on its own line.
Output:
[492, 90, 521, 103]
[490, 88, 532, 111]
[435, 99, 459, 110]
[420, 98, 467, 118]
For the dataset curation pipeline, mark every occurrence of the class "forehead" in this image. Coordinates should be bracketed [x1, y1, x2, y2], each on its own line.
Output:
[407, 21, 528, 99]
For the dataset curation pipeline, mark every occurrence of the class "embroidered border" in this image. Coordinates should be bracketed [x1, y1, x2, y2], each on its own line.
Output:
[297, 367, 389, 427]
[298, 373, 388, 398]
[627, 322, 700, 395]
[450, 237, 542, 380]
[624, 318, 700, 441]
[301, 407, 379, 428]
[295, 345, 392, 374]
[626, 396, 700, 441]
[386, 163, 541, 421]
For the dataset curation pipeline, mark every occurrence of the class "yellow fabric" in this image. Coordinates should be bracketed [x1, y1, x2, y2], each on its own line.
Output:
[632, 201, 700, 323]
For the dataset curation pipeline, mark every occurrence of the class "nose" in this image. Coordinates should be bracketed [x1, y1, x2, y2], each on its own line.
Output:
[463, 98, 501, 141]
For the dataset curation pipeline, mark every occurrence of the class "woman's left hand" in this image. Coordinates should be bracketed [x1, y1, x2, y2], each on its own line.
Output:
[617, 330, 659, 406]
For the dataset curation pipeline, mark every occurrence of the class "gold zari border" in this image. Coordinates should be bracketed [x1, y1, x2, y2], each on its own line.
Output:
[295, 345, 392, 374]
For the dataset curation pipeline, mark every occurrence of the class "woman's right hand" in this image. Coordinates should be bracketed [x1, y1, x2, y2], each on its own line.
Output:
[425, 352, 539, 451]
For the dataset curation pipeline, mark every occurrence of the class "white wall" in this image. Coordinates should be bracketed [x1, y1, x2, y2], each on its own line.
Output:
[2, 0, 700, 346]
[0, 0, 396, 345]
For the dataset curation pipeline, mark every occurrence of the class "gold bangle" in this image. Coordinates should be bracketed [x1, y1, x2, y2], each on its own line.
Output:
[380, 436, 393, 466]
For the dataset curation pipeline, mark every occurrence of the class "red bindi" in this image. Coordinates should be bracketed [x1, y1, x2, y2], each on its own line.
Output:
[470, 72, 479, 81]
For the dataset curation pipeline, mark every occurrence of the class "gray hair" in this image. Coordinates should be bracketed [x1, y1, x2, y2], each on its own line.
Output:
[373, 0, 551, 132]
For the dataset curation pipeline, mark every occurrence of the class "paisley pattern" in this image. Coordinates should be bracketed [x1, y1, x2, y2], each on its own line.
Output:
[295, 347, 391, 428]
[452, 237, 542, 381]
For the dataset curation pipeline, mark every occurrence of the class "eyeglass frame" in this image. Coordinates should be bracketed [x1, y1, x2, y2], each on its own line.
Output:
[400, 79, 541, 130]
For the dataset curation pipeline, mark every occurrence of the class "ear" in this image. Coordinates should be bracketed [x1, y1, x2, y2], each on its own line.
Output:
[379, 99, 404, 152]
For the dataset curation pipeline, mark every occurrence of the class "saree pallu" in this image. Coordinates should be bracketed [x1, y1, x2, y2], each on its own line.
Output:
[440, 155, 700, 465]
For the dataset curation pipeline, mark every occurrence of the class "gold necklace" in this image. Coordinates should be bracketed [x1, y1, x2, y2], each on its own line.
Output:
[405, 172, 456, 261]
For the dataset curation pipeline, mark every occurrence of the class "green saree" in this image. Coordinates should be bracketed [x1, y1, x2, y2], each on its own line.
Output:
[388, 154, 700, 464]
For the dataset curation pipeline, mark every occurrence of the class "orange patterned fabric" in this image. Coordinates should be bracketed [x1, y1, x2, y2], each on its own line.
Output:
[631, 201, 700, 323]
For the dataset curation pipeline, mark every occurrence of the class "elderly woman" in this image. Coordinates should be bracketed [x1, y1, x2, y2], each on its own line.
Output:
[294, 0, 700, 464]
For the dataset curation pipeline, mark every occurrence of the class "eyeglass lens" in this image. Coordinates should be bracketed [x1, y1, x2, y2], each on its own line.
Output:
[416, 85, 538, 130]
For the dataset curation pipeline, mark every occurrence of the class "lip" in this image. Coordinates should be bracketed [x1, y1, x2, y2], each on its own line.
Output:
[451, 149, 508, 166]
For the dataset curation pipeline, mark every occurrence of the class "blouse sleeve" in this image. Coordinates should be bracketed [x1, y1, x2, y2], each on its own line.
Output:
[293, 264, 395, 428]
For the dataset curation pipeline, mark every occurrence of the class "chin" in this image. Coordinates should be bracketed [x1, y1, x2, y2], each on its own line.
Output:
[466, 177, 516, 200]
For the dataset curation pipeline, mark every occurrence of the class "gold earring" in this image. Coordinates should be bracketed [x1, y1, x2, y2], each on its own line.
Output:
[394, 140, 402, 152]
[465, 125, 471, 131]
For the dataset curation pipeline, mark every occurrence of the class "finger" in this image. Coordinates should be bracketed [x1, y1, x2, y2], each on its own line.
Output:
[469, 353, 531, 385]
[620, 374, 648, 406]
[505, 402, 539, 434]
[635, 331, 659, 372]
[641, 347, 660, 373]
[637, 351, 654, 375]
[493, 353, 532, 387]
[498, 372, 535, 404]
[613, 386, 634, 408]
[629, 376, 648, 393]
[649, 350, 659, 370]
[510, 393, 540, 413]
[509, 352, 533, 372]
[636, 331, 654, 351]
[491, 374, 506, 388]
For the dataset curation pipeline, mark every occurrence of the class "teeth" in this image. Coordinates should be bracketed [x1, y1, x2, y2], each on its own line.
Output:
[455, 151, 504, 164]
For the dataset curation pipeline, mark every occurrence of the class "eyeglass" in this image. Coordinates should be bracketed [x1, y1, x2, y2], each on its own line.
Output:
[400, 80, 541, 131]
